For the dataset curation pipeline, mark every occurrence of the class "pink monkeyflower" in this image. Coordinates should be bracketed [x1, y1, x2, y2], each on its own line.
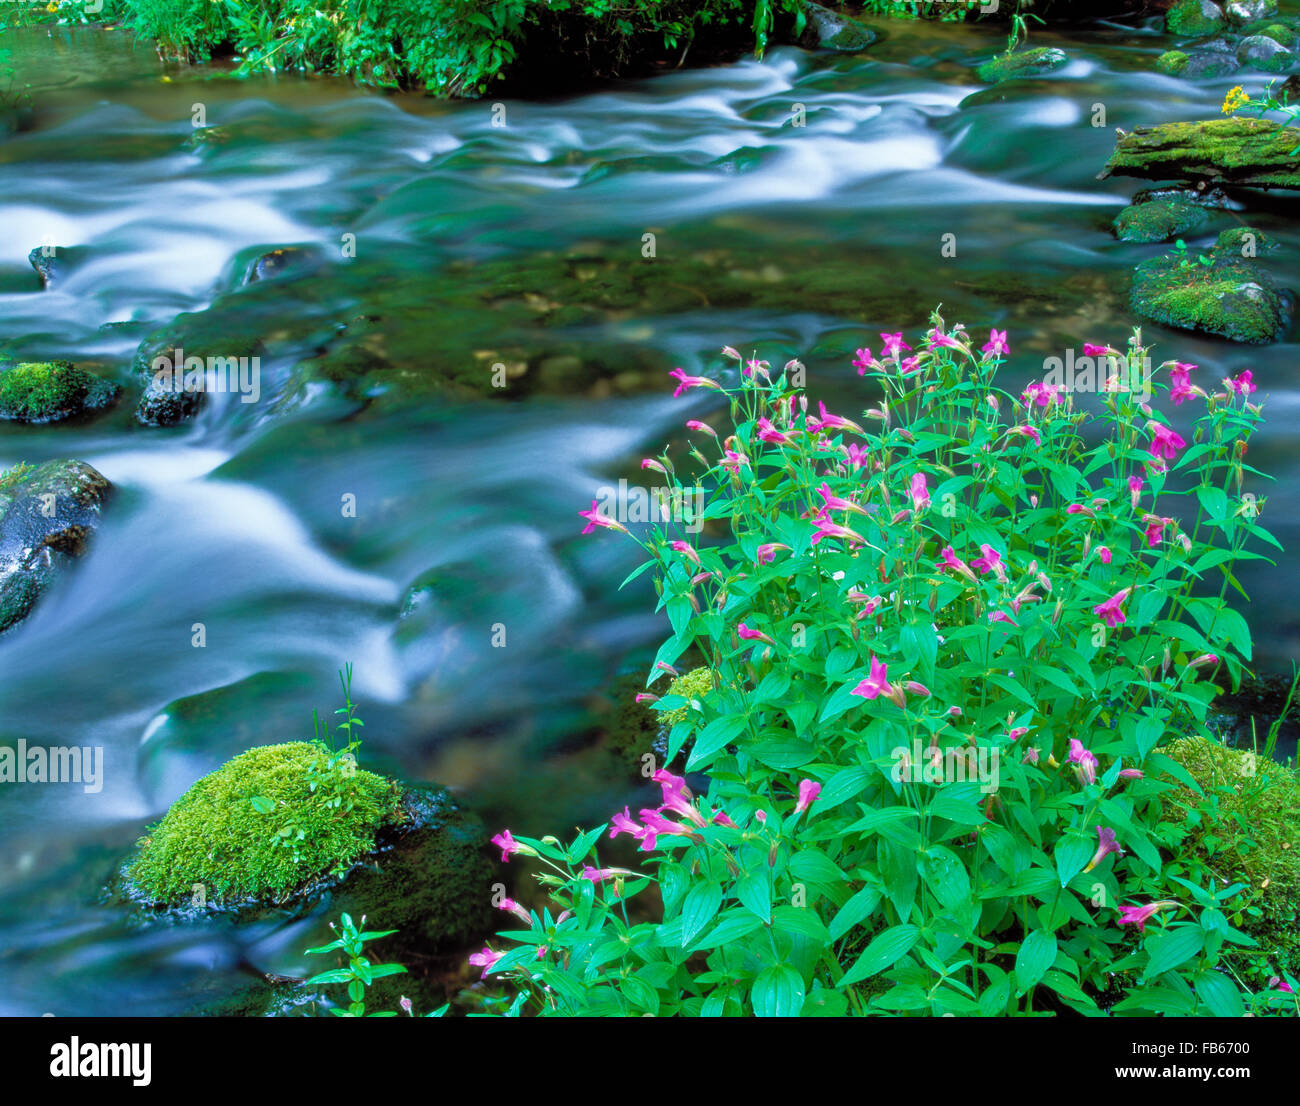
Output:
[817, 482, 868, 517]
[638, 808, 696, 851]
[712, 809, 738, 829]
[469, 946, 504, 978]
[744, 358, 768, 379]
[910, 472, 930, 512]
[400, 995, 414, 1016]
[668, 368, 720, 398]
[937, 545, 975, 580]
[756, 417, 794, 446]
[737, 622, 775, 645]
[899, 355, 922, 376]
[988, 610, 1018, 626]
[685, 419, 716, 437]
[1268, 976, 1296, 994]
[852, 347, 873, 374]
[579, 498, 628, 536]
[1066, 504, 1095, 518]
[1083, 343, 1110, 357]
[811, 514, 866, 548]
[1009, 425, 1041, 446]
[1147, 421, 1186, 461]
[670, 539, 701, 566]
[927, 328, 964, 350]
[634, 693, 658, 705]
[641, 458, 667, 475]
[580, 866, 621, 883]
[756, 542, 790, 565]
[1022, 381, 1062, 408]
[1168, 363, 1196, 406]
[1068, 738, 1099, 786]
[1118, 901, 1176, 933]
[982, 329, 1010, 357]
[1118, 768, 1144, 780]
[851, 655, 892, 701]
[1092, 586, 1132, 629]
[497, 897, 532, 924]
[1022, 747, 1040, 765]
[1143, 517, 1167, 549]
[810, 401, 864, 436]
[795, 779, 822, 814]
[491, 829, 523, 862]
[903, 680, 931, 698]
[610, 807, 647, 843]
[971, 544, 1006, 583]
[656, 771, 706, 826]
[1085, 825, 1124, 872]
[721, 448, 749, 475]
[1097, 545, 1112, 564]
[880, 332, 913, 359]
[1008, 727, 1029, 741]
[1228, 370, 1256, 397]
[1186, 653, 1219, 671]
[947, 705, 962, 717]
[1128, 475, 1143, 510]
[844, 442, 869, 469]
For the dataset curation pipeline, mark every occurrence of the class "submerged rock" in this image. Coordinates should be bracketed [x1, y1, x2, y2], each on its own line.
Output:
[1156, 49, 1190, 74]
[1100, 118, 1300, 189]
[1130, 227, 1290, 343]
[0, 360, 118, 423]
[0, 460, 112, 634]
[1166, 0, 1227, 36]
[26, 246, 86, 290]
[977, 47, 1068, 84]
[798, 1, 877, 53]
[1113, 195, 1212, 242]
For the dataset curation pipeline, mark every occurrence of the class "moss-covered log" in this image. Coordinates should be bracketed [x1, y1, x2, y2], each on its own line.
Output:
[1099, 118, 1300, 189]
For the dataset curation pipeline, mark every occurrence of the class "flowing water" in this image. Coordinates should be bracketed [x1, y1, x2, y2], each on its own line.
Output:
[1, 16, 1297, 1014]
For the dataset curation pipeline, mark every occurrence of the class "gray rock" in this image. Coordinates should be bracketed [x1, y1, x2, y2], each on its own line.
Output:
[0, 460, 112, 634]
[1226, 0, 1279, 22]
[1183, 50, 1242, 77]
[799, 1, 877, 53]
[1238, 34, 1294, 72]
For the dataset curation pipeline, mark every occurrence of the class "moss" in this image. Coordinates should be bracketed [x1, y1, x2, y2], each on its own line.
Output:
[976, 47, 1068, 84]
[0, 360, 111, 422]
[127, 741, 403, 906]
[1261, 22, 1296, 46]
[0, 461, 33, 499]
[1113, 196, 1209, 242]
[1167, 0, 1226, 36]
[1159, 736, 1300, 981]
[661, 667, 717, 729]
[1156, 49, 1190, 74]
[1100, 118, 1300, 189]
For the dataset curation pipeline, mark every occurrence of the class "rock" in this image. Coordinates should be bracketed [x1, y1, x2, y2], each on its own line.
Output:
[1166, 0, 1227, 36]
[240, 246, 325, 287]
[1259, 22, 1297, 47]
[1181, 49, 1242, 77]
[0, 460, 112, 634]
[0, 360, 119, 423]
[1113, 196, 1211, 242]
[1237, 34, 1294, 72]
[1156, 50, 1190, 74]
[977, 47, 1069, 83]
[798, 2, 877, 53]
[132, 328, 263, 427]
[1225, 0, 1278, 23]
[1099, 118, 1300, 189]
[26, 246, 87, 290]
[1130, 227, 1290, 343]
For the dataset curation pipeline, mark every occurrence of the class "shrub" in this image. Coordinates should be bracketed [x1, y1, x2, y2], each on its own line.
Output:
[466, 311, 1297, 1016]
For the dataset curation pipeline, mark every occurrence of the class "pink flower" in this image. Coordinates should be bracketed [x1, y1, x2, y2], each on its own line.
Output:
[899, 355, 922, 376]
[937, 545, 974, 580]
[756, 542, 790, 564]
[579, 498, 628, 536]
[1147, 421, 1186, 461]
[737, 622, 774, 645]
[1066, 504, 1094, 518]
[982, 329, 1010, 357]
[903, 680, 931, 698]
[1118, 901, 1176, 933]
[1098, 545, 1112, 564]
[1143, 517, 1167, 549]
[1092, 587, 1131, 629]
[721, 448, 749, 475]
[853, 347, 873, 374]
[845, 443, 868, 469]
[1022, 747, 1040, 765]
[638, 808, 696, 852]
[1228, 370, 1255, 397]
[1186, 653, 1219, 671]
[1128, 475, 1143, 510]
[910, 472, 930, 512]
[1083, 343, 1109, 357]
[795, 779, 821, 814]
[1085, 825, 1123, 871]
[989, 610, 1018, 626]
[1022, 382, 1062, 408]
[1268, 976, 1296, 994]
[1118, 768, 1144, 780]
[581, 866, 621, 883]
[1068, 739, 1099, 786]
[400, 995, 413, 1015]
[641, 458, 666, 474]
[881, 332, 913, 359]
[817, 482, 868, 517]
[609, 807, 645, 842]
[810, 401, 864, 436]
[851, 655, 891, 701]
[971, 544, 1006, 583]
[928, 328, 964, 350]
[756, 417, 794, 446]
[1009, 425, 1041, 446]
[668, 368, 720, 398]
[1008, 727, 1029, 741]
[469, 946, 504, 978]
[497, 897, 532, 923]
[670, 539, 701, 565]
[712, 809, 738, 828]
[491, 829, 522, 862]
[811, 515, 866, 547]
[685, 419, 716, 437]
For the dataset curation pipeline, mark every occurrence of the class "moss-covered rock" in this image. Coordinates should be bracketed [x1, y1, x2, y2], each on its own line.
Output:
[1113, 196, 1211, 242]
[127, 741, 403, 905]
[1167, 0, 1227, 36]
[1225, 0, 1279, 23]
[1130, 228, 1290, 343]
[976, 46, 1068, 84]
[1159, 735, 1300, 983]
[1183, 47, 1242, 78]
[0, 360, 118, 423]
[798, 2, 877, 53]
[1156, 49, 1191, 74]
[1100, 117, 1300, 188]
[1238, 33, 1295, 70]
[0, 459, 112, 634]
[1260, 22, 1296, 47]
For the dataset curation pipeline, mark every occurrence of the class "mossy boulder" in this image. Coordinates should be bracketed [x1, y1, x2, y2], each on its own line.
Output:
[0, 360, 118, 423]
[1159, 736, 1300, 983]
[1238, 33, 1295, 71]
[1100, 117, 1300, 189]
[1167, 0, 1227, 36]
[1156, 49, 1191, 74]
[798, 2, 877, 53]
[1183, 47, 1242, 77]
[1225, 0, 1278, 22]
[1260, 22, 1296, 47]
[1130, 227, 1290, 343]
[1113, 195, 1211, 242]
[977, 47, 1068, 84]
[0, 459, 112, 634]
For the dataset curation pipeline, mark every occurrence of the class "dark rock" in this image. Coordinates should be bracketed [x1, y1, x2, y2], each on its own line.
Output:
[26, 246, 87, 290]
[798, 1, 877, 53]
[0, 460, 112, 634]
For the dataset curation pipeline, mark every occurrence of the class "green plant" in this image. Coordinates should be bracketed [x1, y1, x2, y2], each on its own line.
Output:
[304, 913, 449, 1016]
[1224, 82, 1300, 156]
[466, 310, 1288, 1016]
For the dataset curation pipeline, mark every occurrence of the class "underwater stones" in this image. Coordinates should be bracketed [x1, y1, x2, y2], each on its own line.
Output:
[1130, 227, 1290, 343]
[1167, 0, 1227, 36]
[1156, 50, 1190, 74]
[1237, 34, 1295, 71]
[976, 47, 1069, 84]
[1100, 118, 1300, 189]
[798, 2, 878, 53]
[0, 360, 118, 423]
[0, 460, 112, 634]
[1113, 195, 1212, 242]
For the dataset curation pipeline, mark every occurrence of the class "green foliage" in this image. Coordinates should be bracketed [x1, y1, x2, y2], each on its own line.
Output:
[128, 670, 402, 904]
[660, 666, 717, 729]
[0, 361, 95, 421]
[304, 913, 449, 1016]
[468, 310, 1293, 1016]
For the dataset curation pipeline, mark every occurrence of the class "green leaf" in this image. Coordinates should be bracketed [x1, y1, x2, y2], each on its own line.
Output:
[817, 765, 870, 810]
[679, 880, 724, 947]
[772, 904, 831, 944]
[1143, 925, 1205, 981]
[1014, 930, 1057, 993]
[752, 965, 806, 1017]
[686, 714, 749, 769]
[829, 885, 882, 941]
[788, 848, 845, 886]
[1195, 970, 1244, 1018]
[837, 924, 921, 988]
[1055, 830, 1094, 888]
[736, 874, 772, 923]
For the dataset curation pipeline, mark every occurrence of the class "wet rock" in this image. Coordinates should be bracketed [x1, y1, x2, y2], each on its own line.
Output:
[26, 245, 87, 290]
[1237, 34, 1294, 71]
[1100, 118, 1300, 189]
[1166, 0, 1227, 36]
[132, 324, 264, 427]
[1225, 0, 1278, 23]
[1130, 227, 1290, 343]
[1156, 49, 1190, 74]
[239, 246, 326, 287]
[0, 460, 112, 634]
[0, 360, 119, 423]
[977, 47, 1068, 84]
[1181, 48, 1242, 77]
[798, 2, 877, 53]
[1113, 195, 1211, 242]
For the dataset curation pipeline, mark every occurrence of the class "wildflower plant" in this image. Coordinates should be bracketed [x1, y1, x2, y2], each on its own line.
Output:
[1223, 81, 1300, 156]
[479, 310, 1280, 1016]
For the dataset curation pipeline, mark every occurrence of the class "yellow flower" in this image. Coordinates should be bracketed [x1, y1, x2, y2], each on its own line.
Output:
[1222, 86, 1249, 115]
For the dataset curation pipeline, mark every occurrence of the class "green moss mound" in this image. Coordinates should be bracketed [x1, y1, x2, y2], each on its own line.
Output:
[0, 361, 112, 422]
[1113, 196, 1209, 242]
[128, 741, 403, 905]
[1166, 0, 1226, 36]
[1160, 736, 1300, 981]
[1156, 49, 1190, 74]
[976, 47, 1068, 84]
[1100, 118, 1300, 189]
